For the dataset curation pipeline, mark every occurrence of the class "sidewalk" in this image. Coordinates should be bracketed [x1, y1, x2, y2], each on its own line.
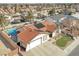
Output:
[64, 37, 79, 55]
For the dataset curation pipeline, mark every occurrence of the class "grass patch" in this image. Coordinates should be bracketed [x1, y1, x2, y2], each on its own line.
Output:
[56, 35, 72, 47]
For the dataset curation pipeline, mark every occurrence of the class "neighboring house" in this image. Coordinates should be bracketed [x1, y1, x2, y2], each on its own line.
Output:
[0, 31, 18, 56]
[60, 16, 79, 37]
[45, 14, 66, 23]
[72, 13, 79, 19]
[10, 15, 25, 24]
[41, 20, 57, 37]
[45, 14, 68, 34]
[18, 20, 57, 52]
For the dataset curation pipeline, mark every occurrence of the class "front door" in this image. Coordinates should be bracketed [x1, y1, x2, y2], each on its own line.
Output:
[49, 33, 52, 38]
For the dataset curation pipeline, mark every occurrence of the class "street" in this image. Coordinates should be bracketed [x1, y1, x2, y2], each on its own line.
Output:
[68, 45, 79, 56]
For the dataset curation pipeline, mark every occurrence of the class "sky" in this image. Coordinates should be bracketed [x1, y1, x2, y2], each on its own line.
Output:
[0, 0, 78, 3]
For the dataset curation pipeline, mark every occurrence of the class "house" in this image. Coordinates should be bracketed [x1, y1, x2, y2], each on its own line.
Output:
[10, 15, 25, 24]
[60, 15, 79, 37]
[41, 20, 57, 37]
[18, 25, 50, 51]
[45, 14, 66, 23]
[18, 20, 57, 51]
[1, 20, 57, 52]
[0, 31, 18, 56]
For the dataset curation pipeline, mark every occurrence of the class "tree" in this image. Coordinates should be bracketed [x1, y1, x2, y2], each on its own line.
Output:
[26, 5, 34, 22]
[63, 4, 72, 15]
[26, 11, 34, 22]
[0, 14, 6, 28]
[48, 9, 55, 16]
[15, 4, 20, 13]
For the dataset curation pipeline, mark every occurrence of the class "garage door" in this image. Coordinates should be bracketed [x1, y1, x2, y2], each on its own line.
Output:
[26, 38, 42, 51]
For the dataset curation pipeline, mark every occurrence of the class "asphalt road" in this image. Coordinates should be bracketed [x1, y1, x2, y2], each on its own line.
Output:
[68, 45, 79, 56]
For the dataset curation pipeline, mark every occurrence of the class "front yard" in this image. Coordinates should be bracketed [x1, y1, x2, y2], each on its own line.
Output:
[56, 35, 72, 47]
[55, 34, 73, 49]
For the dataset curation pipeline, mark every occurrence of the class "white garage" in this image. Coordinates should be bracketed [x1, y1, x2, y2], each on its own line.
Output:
[26, 34, 49, 51]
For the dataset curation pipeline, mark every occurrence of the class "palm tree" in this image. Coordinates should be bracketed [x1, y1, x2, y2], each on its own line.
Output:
[26, 5, 34, 22]
[26, 11, 34, 22]
[48, 8, 55, 16]
[0, 14, 6, 29]
[15, 4, 20, 13]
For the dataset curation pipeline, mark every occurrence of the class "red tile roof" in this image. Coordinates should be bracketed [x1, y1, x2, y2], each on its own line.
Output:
[18, 27, 39, 45]
[23, 20, 57, 32]
[18, 20, 56, 45]
[42, 20, 57, 32]
[23, 24, 38, 30]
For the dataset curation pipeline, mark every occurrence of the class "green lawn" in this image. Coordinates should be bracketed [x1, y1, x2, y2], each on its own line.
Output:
[56, 35, 72, 47]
